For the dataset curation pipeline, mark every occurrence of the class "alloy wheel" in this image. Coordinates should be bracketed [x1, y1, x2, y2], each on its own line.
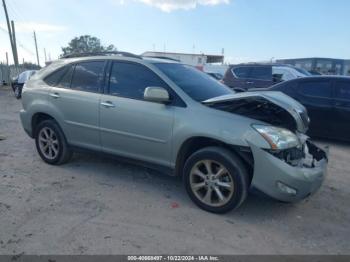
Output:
[189, 160, 234, 207]
[38, 127, 60, 160]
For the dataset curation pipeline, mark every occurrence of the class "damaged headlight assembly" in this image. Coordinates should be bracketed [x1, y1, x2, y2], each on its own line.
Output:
[252, 125, 301, 150]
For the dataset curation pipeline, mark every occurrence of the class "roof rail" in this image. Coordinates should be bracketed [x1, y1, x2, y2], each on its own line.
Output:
[143, 56, 181, 62]
[61, 51, 142, 59]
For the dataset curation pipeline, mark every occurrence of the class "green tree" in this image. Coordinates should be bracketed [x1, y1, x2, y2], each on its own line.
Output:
[61, 35, 116, 57]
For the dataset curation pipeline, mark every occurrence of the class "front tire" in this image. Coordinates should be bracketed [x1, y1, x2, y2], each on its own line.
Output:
[184, 147, 249, 213]
[35, 120, 72, 165]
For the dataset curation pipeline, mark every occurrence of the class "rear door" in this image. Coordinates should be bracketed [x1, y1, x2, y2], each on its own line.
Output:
[47, 60, 106, 151]
[296, 79, 333, 138]
[333, 80, 350, 140]
[99, 61, 175, 166]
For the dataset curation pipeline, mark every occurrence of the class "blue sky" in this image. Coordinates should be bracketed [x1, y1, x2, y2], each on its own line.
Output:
[0, 0, 349, 65]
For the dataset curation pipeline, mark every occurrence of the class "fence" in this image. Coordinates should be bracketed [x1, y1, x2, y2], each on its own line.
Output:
[0, 64, 35, 85]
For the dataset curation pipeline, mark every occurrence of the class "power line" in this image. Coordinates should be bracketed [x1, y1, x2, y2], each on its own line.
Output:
[10, 0, 31, 22]
[33, 31, 40, 66]
[0, 25, 35, 56]
[7, 1, 23, 23]
[5, 0, 38, 63]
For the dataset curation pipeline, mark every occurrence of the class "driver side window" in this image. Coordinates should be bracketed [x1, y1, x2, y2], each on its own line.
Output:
[109, 62, 167, 100]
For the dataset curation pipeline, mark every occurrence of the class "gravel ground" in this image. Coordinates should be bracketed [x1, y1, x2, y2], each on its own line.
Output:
[0, 86, 349, 255]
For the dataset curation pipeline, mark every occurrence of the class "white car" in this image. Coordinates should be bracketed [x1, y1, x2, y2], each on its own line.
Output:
[12, 70, 37, 99]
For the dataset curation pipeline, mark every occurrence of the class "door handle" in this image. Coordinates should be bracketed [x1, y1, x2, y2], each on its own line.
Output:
[101, 101, 115, 108]
[246, 81, 254, 84]
[50, 93, 60, 99]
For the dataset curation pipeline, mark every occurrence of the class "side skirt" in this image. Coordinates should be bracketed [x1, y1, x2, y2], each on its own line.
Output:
[69, 145, 176, 176]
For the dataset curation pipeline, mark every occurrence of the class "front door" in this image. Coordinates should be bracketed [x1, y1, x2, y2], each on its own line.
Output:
[100, 61, 175, 167]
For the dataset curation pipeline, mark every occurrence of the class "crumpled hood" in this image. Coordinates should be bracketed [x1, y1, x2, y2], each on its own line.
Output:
[203, 91, 309, 133]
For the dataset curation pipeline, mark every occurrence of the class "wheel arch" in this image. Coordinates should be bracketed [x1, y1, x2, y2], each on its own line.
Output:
[31, 112, 59, 137]
[174, 136, 254, 180]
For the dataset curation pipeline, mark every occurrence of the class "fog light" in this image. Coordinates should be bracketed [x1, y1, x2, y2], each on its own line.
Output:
[276, 181, 297, 196]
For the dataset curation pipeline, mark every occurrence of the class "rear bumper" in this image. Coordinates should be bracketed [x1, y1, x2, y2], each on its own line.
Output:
[20, 109, 33, 138]
[249, 141, 328, 202]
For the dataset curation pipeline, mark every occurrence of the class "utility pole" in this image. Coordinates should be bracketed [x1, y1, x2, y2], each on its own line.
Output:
[2, 0, 18, 66]
[33, 31, 40, 66]
[11, 20, 19, 66]
[5, 52, 8, 65]
[44, 48, 47, 63]
[221, 48, 225, 65]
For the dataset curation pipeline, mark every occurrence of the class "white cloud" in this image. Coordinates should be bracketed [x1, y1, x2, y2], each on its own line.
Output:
[115, 0, 230, 12]
[0, 22, 67, 33]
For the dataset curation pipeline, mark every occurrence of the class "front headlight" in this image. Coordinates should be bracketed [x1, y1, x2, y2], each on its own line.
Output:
[252, 125, 300, 150]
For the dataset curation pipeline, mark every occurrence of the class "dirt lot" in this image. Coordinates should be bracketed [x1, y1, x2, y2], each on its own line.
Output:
[0, 86, 349, 255]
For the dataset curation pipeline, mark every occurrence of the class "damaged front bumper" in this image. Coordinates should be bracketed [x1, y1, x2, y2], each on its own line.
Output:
[249, 141, 328, 202]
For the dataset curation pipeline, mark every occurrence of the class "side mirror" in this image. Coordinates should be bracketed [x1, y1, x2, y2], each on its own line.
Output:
[144, 87, 170, 103]
[273, 74, 283, 83]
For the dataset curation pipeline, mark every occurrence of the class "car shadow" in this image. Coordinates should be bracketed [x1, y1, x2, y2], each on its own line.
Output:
[61, 151, 298, 219]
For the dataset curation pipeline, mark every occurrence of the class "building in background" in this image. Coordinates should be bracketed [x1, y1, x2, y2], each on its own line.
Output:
[142, 51, 224, 70]
[277, 58, 350, 76]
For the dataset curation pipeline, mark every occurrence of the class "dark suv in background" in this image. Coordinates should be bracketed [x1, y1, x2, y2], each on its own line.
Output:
[268, 76, 350, 141]
[223, 63, 310, 91]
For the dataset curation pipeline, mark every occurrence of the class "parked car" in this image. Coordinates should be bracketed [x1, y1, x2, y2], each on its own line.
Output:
[12, 70, 37, 99]
[308, 70, 323, 76]
[206, 72, 224, 81]
[267, 76, 350, 141]
[19, 52, 327, 213]
[223, 63, 311, 91]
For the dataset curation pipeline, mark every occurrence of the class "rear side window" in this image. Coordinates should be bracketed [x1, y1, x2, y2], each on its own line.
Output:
[250, 66, 272, 81]
[109, 62, 166, 100]
[71, 61, 105, 93]
[44, 67, 68, 86]
[335, 81, 350, 100]
[232, 67, 250, 78]
[299, 81, 332, 98]
[57, 65, 74, 89]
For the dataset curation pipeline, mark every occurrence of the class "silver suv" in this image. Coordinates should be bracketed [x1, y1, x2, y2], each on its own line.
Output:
[20, 52, 328, 213]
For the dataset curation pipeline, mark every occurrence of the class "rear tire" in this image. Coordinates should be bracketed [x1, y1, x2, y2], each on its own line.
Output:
[14, 86, 22, 99]
[35, 120, 72, 165]
[183, 147, 249, 213]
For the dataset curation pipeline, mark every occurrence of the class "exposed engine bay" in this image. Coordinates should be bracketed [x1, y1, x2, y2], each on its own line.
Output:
[206, 96, 299, 132]
[205, 97, 326, 168]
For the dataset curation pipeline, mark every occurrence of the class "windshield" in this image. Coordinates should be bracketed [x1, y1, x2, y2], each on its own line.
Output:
[154, 63, 233, 101]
